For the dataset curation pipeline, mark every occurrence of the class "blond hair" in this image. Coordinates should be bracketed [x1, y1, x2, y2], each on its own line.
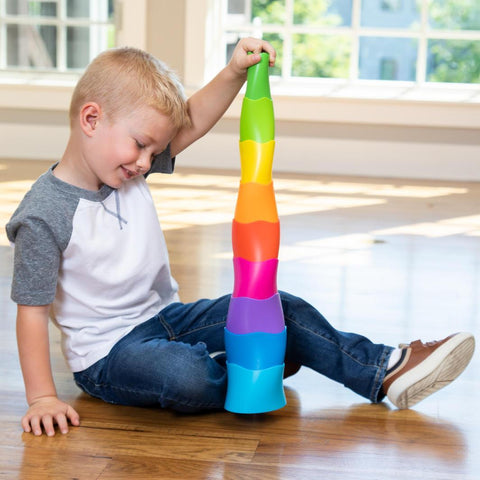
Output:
[70, 47, 191, 129]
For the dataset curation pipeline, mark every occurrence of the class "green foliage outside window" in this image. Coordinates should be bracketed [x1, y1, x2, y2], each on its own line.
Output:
[292, 34, 351, 78]
[292, 0, 344, 26]
[429, 0, 480, 30]
[247, 0, 480, 83]
[428, 0, 480, 83]
[252, 0, 349, 78]
[428, 40, 480, 83]
[252, 0, 286, 24]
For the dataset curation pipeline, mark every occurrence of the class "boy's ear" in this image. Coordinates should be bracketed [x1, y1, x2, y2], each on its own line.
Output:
[79, 102, 102, 137]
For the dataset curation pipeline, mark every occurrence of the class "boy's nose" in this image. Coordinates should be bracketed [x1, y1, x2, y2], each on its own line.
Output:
[136, 153, 151, 173]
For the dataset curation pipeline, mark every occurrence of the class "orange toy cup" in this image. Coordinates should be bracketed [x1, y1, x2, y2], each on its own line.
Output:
[234, 182, 278, 224]
[232, 220, 279, 263]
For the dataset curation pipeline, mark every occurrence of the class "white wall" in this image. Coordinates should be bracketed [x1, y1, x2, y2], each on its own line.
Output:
[2, 99, 479, 183]
[180, 119, 480, 181]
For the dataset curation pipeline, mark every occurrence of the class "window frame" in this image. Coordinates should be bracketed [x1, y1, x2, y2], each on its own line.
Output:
[182, 0, 480, 129]
[0, 0, 116, 74]
[221, 0, 480, 85]
[0, 0, 147, 111]
[0, 0, 479, 132]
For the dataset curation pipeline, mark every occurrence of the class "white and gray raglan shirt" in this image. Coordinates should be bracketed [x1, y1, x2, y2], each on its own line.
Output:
[6, 149, 180, 372]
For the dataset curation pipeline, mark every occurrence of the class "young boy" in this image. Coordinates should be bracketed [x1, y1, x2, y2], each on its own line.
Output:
[7, 39, 475, 437]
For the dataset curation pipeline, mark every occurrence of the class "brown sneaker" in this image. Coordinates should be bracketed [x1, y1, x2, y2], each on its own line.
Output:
[383, 332, 475, 409]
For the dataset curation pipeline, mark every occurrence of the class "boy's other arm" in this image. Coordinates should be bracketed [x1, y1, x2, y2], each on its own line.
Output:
[170, 37, 276, 157]
[16, 304, 80, 436]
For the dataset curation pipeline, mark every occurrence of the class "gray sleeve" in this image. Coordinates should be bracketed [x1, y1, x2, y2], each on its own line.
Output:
[146, 144, 175, 176]
[10, 217, 61, 305]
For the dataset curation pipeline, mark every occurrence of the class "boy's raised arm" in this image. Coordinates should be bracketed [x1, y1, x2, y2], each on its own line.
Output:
[16, 304, 80, 436]
[171, 37, 276, 157]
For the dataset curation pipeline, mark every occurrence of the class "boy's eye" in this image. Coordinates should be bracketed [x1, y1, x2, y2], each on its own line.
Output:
[135, 140, 145, 149]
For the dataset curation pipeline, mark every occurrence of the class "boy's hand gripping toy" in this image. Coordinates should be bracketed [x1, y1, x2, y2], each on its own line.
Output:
[224, 52, 287, 413]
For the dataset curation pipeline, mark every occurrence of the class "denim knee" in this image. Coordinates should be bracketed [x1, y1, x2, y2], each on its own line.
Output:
[149, 341, 228, 412]
[75, 338, 228, 411]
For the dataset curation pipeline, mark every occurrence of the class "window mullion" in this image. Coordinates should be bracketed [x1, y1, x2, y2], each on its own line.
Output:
[90, 0, 97, 61]
[283, 0, 293, 81]
[350, 0, 361, 82]
[416, 0, 428, 85]
[0, 0, 5, 69]
[246, 0, 252, 26]
[58, 0, 66, 72]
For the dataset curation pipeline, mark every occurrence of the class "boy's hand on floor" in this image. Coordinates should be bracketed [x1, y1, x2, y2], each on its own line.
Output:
[22, 395, 80, 436]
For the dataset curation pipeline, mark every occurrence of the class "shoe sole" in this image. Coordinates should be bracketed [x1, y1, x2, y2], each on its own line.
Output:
[387, 332, 475, 409]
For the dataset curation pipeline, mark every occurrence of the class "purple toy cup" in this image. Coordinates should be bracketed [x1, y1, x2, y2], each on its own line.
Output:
[226, 293, 285, 334]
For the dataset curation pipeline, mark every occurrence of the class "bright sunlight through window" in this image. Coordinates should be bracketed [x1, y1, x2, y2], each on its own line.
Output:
[223, 0, 480, 85]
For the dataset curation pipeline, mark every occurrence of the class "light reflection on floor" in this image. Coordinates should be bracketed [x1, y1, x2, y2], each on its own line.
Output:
[0, 168, 471, 245]
[1, 165, 479, 338]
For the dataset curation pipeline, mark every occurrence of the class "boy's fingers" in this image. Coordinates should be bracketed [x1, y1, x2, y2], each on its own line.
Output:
[21, 415, 32, 433]
[260, 42, 276, 59]
[246, 53, 262, 66]
[42, 415, 55, 437]
[66, 405, 80, 426]
[29, 416, 43, 436]
[55, 413, 69, 434]
[243, 39, 276, 65]
[21, 402, 79, 436]
[266, 47, 276, 66]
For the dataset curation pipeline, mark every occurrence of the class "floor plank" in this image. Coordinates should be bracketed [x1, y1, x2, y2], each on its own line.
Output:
[1, 158, 478, 479]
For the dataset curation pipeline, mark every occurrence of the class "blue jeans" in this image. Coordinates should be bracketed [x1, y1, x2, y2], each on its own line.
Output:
[74, 292, 393, 412]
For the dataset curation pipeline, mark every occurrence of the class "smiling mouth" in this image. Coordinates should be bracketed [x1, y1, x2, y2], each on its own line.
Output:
[121, 166, 138, 179]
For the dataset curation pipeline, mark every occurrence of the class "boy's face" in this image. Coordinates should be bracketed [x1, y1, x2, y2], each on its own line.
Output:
[88, 105, 177, 189]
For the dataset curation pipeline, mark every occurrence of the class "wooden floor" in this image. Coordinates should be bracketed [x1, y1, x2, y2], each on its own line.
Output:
[0, 159, 478, 479]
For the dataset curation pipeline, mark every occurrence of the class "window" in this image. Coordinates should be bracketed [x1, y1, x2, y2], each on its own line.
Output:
[0, 0, 115, 73]
[380, 57, 398, 80]
[381, 0, 403, 12]
[223, 0, 480, 85]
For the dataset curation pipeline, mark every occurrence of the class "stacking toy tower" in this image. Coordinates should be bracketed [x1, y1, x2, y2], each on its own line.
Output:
[224, 52, 287, 414]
